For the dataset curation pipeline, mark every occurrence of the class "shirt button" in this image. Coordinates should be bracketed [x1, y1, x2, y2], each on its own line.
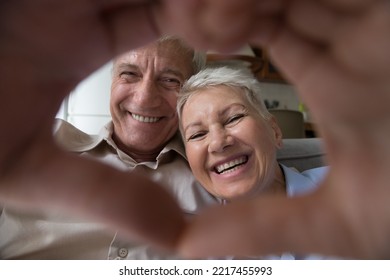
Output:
[118, 248, 128, 258]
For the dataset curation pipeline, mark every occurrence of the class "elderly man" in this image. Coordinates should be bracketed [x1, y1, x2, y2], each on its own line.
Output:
[0, 36, 216, 259]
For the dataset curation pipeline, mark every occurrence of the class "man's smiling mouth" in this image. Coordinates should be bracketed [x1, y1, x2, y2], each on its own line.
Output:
[131, 113, 161, 123]
[215, 156, 248, 174]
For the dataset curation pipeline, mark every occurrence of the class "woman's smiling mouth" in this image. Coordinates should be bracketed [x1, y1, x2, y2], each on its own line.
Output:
[214, 155, 248, 174]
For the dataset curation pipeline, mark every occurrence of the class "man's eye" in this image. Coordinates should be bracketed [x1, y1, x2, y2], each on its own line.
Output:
[120, 71, 138, 79]
[187, 131, 206, 141]
[161, 78, 181, 88]
[121, 71, 136, 76]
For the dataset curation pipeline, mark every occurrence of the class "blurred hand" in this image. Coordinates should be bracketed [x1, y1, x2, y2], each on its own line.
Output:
[0, 0, 182, 250]
[2, 0, 390, 257]
[0, 0, 283, 251]
[178, 0, 390, 259]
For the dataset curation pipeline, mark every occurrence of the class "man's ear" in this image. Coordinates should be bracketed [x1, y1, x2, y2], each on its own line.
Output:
[269, 115, 283, 149]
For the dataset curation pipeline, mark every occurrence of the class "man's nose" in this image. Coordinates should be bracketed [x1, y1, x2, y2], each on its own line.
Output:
[208, 128, 234, 153]
[132, 78, 161, 107]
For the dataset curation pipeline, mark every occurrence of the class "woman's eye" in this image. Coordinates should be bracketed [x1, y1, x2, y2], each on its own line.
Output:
[226, 114, 244, 125]
[187, 131, 206, 141]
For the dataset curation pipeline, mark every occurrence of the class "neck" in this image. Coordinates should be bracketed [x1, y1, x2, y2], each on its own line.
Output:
[223, 164, 286, 204]
[112, 134, 162, 163]
[265, 164, 286, 195]
[128, 151, 160, 162]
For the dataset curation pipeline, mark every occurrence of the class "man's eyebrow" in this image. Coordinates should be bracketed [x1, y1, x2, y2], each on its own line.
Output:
[116, 63, 138, 71]
[160, 67, 185, 80]
[114, 64, 185, 80]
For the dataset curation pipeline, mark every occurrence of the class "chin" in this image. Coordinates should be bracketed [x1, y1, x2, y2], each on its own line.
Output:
[226, 189, 256, 201]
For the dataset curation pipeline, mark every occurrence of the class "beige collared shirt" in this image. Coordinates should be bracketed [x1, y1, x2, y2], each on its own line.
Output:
[0, 119, 217, 259]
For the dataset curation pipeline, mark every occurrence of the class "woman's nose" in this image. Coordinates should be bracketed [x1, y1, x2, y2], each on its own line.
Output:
[208, 128, 234, 153]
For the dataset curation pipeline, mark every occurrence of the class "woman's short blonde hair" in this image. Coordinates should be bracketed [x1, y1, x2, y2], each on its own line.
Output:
[177, 66, 272, 130]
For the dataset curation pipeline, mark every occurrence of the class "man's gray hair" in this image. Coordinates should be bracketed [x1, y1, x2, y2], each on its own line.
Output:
[158, 35, 206, 74]
[112, 36, 206, 76]
[177, 66, 272, 122]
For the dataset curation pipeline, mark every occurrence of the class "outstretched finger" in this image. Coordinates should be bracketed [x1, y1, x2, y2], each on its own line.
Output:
[1, 141, 186, 251]
[178, 182, 366, 259]
[153, 0, 260, 52]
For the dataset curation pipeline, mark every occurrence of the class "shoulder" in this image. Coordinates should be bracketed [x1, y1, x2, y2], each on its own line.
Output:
[282, 165, 329, 196]
[53, 119, 103, 152]
[301, 166, 329, 181]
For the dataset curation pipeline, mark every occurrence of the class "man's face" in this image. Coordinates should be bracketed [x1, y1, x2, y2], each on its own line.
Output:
[110, 41, 193, 160]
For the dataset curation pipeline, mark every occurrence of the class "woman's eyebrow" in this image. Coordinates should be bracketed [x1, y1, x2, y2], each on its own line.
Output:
[183, 103, 246, 133]
[219, 103, 246, 117]
[183, 121, 202, 135]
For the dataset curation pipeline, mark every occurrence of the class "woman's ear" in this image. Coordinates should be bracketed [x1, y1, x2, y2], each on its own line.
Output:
[269, 115, 283, 149]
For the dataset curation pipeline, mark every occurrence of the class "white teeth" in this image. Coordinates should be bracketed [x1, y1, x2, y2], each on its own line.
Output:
[131, 113, 160, 123]
[216, 156, 247, 174]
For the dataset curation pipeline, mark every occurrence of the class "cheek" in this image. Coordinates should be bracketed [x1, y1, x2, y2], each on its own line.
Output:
[251, 121, 277, 147]
[252, 135, 276, 162]
[110, 84, 128, 107]
[186, 144, 206, 178]
[164, 93, 179, 111]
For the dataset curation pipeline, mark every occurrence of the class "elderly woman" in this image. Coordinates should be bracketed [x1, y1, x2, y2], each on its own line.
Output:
[177, 66, 330, 259]
[177, 66, 328, 204]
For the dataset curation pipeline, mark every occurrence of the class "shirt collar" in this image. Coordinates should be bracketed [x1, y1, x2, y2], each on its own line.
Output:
[54, 118, 104, 152]
[55, 119, 187, 162]
[157, 132, 187, 160]
[281, 164, 328, 197]
[102, 121, 186, 159]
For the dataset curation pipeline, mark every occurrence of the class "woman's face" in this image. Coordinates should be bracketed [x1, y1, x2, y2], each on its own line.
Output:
[181, 85, 283, 200]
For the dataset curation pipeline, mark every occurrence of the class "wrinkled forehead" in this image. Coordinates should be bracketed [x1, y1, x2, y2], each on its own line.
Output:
[114, 40, 193, 68]
[185, 85, 252, 110]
